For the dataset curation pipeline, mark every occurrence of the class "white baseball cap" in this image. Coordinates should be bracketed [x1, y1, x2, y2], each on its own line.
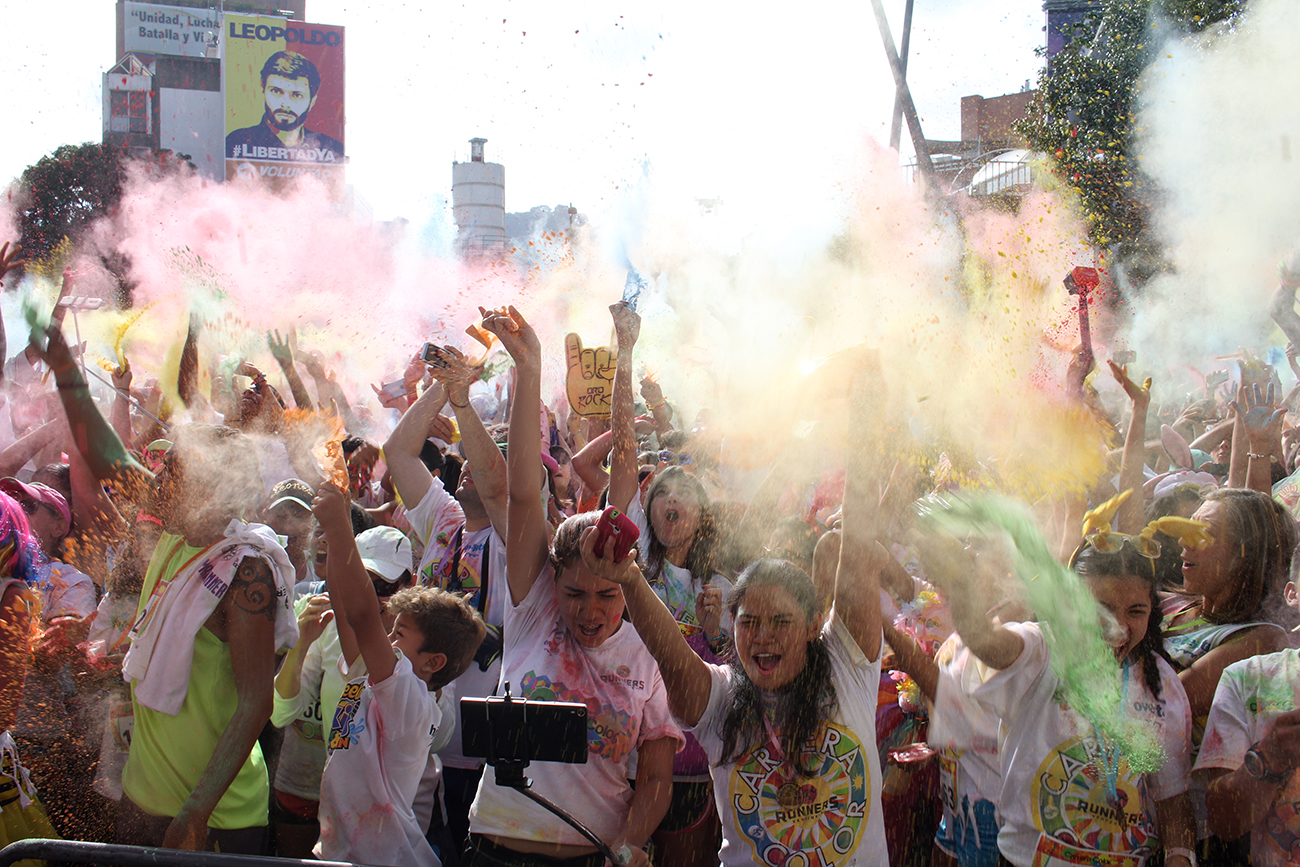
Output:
[355, 526, 414, 584]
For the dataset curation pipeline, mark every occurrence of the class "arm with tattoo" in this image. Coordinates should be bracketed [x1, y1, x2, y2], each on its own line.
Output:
[164, 556, 276, 849]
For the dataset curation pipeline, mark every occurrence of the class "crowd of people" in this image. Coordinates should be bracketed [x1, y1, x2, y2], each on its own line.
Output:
[4, 244, 1300, 867]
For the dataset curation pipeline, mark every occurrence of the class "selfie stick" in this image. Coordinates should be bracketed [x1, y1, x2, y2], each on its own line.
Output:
[82, 366, 170, 432]
[485, 685, 623, 865]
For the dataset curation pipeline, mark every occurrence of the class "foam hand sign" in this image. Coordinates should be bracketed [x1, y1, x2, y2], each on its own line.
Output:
[565, 333, 617, 419]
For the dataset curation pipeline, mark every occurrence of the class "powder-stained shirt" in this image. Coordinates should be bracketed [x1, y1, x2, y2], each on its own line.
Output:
[1195, 648, 1300, 867]
[972, 622, 1191, 867]
[689, 611, 889, 867]
[315, 652, 440, 867]
[468, 565, 683, 847]
[928, 632, 1004, 857]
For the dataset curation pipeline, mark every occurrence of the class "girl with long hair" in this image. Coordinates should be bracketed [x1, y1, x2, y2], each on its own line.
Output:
[590, 362, 890, 866]
[926, 518, 1197, 867]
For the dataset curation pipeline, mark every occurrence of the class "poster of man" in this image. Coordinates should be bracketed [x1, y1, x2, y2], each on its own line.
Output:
[224, 14, 345, 188]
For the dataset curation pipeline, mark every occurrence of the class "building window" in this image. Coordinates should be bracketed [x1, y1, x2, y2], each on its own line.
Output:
[109, 89, 150, 135]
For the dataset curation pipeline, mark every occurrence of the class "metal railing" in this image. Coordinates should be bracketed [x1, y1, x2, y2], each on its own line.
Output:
[0, 839, 372, 867]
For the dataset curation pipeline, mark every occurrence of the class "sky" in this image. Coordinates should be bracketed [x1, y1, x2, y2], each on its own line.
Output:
[0, 0, 1046, 250]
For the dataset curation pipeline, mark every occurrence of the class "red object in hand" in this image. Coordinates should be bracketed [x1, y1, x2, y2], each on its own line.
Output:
[1066, 266, 1100, 294]
[593, 506, 639, 563]
[889, 743, 937, 765]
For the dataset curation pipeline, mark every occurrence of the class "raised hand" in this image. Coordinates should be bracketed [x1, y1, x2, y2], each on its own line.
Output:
[578, 525, 641, 585]
[424, 343, 484, 402]
[296, 593, 335, 647]
[428, 413, 458, 443]
[1230, 381, 1286, 453]
[1107, 359, 1150, 409]
[27, 321, 77, 375]
[481, 305, 541, 368]
[371, 381, 409, 410]
[696, 584, 723, 639]
[267, 329, 295, 367]
[610, 300, 640, 349]
[640, 376, 663, 406]
[298, 349, 328, 381]
[235, 360, 264, 381]
[112, 358, 133, 391]
[311, 480, 352, 535]
[0, 242, 24, 287]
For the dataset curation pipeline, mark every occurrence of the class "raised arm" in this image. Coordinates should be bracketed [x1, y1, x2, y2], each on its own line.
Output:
[1269, 257, 1300, 349]
[428, 344, 508, 535]
[1108, 360, 1150, 534]
[881, 619, 939, 701]
[110, 360, 135, 446]
[177, 314, 200, 409]
[383, 380, 449, 510]
[833, 355, 887, 660]
[28, 322, 154, 502]
[274, 593, 333, 701]
[919, 533, 1024, 671]
[0, 418, 66, 479]
[608, 302, 641, 511]
[267, 330, 314, 411]
[482, 307, 549, 604]
[570, 429, 613, 503]
[640, 376, 674, 434]
[312, 480, 396, 685]
[1229, 382, 1285, 495]
[582, 525, 712, 725]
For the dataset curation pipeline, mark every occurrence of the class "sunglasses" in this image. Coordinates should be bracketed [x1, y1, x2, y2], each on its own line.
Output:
[658, 450, 693, 467]
[17, 499, 56, 520]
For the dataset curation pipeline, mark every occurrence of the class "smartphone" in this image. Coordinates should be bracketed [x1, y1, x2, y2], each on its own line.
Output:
[419, 342, 450, 369]
[461, 695, 589, 764]
[592, 505, 639, 562]
[379, 379, 407, 400]
[1113, 350, 1136, 365]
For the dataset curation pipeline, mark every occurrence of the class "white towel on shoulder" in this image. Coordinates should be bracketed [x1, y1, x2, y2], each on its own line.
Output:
[123, 520, 299, 715]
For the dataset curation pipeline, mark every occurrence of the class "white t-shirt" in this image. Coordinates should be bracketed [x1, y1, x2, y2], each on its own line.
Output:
[688, 611, 888, 867]
[626, 496, 734, 640]
[626, 496, 733, 780]
[271, 596, 345, 802]
[468, 567, 684, 847]
[405, 477, 467, 583]
[44, 560, 96, 618]
[315, 653, 441, 867]
[928, 632, 1004, 853]
[973, 622, 1191, 867]
[1195, 648, 1300, 867]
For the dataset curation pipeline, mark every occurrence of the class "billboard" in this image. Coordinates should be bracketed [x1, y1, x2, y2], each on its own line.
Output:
[223, 14, 346, 191]
[124, 2, 221, 57]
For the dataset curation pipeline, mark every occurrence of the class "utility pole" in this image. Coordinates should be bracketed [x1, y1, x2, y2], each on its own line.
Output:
[870, 0, 933, 181]
[888, 0, 915, 154]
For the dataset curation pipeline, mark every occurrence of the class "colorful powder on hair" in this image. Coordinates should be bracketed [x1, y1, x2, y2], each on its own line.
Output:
[917, 493, 1164, 774]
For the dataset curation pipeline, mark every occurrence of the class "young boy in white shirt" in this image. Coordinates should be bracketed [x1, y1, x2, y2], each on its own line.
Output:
[311, 481, 486, 867]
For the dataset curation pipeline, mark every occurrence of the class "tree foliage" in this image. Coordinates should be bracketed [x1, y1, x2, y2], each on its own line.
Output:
[13, 142, 129, 267]
[1016, 0, 1248, 255]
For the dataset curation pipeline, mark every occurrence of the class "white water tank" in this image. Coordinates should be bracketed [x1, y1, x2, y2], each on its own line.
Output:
[452, 138, 507, 257]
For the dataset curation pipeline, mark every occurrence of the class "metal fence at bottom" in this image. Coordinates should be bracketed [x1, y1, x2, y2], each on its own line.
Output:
[0, 839, 373, 867]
